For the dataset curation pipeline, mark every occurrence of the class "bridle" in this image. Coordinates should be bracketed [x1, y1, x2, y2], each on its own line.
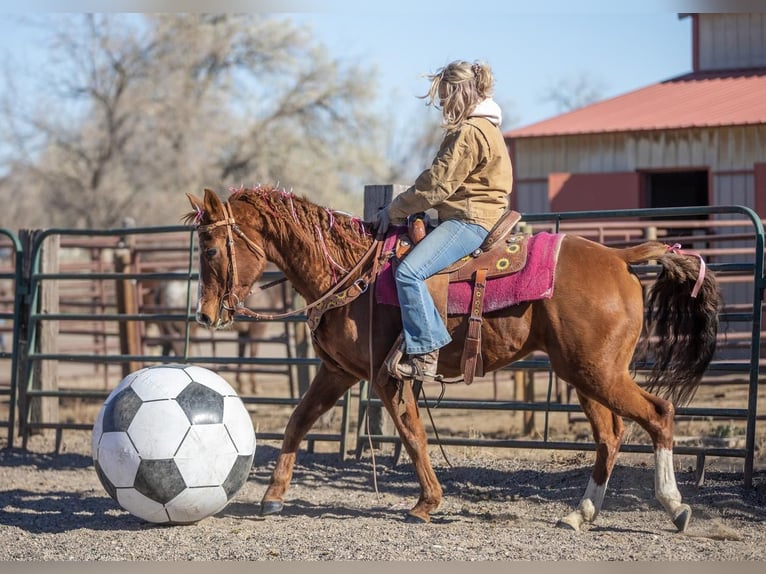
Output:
[195, 200, 385, 325]
[196, 202, 267, 315]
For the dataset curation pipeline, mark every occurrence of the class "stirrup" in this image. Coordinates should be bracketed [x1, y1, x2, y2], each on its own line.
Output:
[393, 353, 442, 384]
[407, 370, 443, 385]
[384, 335, 406, 380]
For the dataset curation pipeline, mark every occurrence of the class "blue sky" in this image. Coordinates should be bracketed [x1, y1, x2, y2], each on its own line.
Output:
[0, 4, 695, 131]
[289, 11, 692, 128]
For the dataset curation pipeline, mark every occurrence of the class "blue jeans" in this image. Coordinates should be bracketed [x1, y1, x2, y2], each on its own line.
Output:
[395, 219, 488, 354]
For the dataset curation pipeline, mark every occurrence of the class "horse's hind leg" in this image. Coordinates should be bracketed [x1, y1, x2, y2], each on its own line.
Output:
[260, 363, 358, 516]
[558, 393, 624, 531]
[571, 373, 691, 532]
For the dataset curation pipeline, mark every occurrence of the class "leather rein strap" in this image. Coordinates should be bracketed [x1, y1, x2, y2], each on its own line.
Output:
[197, 202, 384, 327]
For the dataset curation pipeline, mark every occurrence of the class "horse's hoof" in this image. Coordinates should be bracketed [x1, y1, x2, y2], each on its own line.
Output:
[555, 519, 580, 531]
[672, 504, 692, 532]
[260, 500, 284, 516]
[405, 511, 429, 524]
[556, 509, 583, 531]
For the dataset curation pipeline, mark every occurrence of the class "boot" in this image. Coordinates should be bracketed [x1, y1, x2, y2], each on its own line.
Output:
[392, 349, 440, 382]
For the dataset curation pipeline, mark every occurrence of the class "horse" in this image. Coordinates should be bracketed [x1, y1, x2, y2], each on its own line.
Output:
[185, 185, 721, 532]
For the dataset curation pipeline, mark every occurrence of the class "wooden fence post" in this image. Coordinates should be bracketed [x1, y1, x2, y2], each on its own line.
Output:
[362, 184, 407, 444]
[114, 241, 142, 376]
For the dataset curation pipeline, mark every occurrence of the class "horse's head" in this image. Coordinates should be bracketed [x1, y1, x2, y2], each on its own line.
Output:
[186, 188, 268, 329]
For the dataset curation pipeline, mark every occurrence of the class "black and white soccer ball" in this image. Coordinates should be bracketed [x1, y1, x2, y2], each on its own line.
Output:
[92, 364, 256, 524]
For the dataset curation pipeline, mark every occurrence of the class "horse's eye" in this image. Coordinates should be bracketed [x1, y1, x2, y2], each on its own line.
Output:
[204, 248, 218, 259]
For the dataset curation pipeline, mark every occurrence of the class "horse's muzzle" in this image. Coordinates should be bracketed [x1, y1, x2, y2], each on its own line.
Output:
[196, 308, 233, 330]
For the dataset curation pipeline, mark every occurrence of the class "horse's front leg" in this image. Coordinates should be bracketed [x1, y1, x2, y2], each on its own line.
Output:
[260, 363, 358, 515]
[372, 371, 442, 522]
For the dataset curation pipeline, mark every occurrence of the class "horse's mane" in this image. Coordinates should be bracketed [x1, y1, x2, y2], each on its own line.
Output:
[187, 186, 374, 279]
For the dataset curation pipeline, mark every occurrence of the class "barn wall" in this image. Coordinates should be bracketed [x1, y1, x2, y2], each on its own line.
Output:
[514, 180, 549, 215]
[548, 172, 640, 212]
[697, 13, 766, 71]
[511, 125, 766, 214]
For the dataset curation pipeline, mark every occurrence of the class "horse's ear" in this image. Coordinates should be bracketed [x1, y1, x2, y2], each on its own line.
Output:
[186, 192, 203, 211]
[202, 188, 226, 219]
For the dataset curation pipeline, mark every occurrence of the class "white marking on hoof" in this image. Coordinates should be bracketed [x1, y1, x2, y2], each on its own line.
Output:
[579, 478, 606, 522]
[655, 448, 689, 529]
[558, 478, 608, 530]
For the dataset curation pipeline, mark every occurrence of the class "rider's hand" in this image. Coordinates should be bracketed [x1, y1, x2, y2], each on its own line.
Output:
[372, 208, 391, 237]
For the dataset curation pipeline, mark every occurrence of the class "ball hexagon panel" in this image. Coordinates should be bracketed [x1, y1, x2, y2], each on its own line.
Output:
[222, 396, 256, 454]
[130, 365, 194, 402]
[109, 368, 142, 398]
[165, 486, 229, 524]
[176, 382, 224, 425]
[127, 401, 191, 459]
[116, 488, 171, 524]
[174, 424, 238, 486]
[183, 364, 238, 396]
[95, 432, 141, 488]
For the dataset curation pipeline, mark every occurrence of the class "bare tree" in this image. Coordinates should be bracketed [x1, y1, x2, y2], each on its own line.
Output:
[541, 71, 605, 113]
[0, 14, 387, 229]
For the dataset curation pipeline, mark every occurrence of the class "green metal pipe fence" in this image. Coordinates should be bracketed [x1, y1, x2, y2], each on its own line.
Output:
[0, 228, 22, 447]
[3, 205, 764, 488]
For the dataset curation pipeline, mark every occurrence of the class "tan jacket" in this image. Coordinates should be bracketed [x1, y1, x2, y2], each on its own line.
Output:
[387, 116, 513, 231]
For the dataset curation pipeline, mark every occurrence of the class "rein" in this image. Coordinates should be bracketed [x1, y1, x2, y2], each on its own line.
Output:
[238, 238, 382, 323]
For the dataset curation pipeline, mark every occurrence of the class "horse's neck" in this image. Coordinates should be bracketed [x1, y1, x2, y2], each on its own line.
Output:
[261, 217, 371, 303]
[266, 248, 331, 303]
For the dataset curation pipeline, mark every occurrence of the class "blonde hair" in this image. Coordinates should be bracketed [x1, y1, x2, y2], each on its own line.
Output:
[422, 60, 495, 131]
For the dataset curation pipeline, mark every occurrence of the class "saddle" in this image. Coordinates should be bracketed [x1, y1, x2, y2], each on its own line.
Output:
[392, 209, 525, 385]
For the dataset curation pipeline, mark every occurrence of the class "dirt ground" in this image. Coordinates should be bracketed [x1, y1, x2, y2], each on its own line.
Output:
[1, 365, 766, 562]
[1, 428, 766, 561]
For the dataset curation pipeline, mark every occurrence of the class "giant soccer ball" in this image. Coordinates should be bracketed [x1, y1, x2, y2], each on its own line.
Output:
[92, 364, 256, 524]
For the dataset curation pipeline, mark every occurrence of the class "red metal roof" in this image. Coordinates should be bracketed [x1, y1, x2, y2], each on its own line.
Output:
[505, 69, 766, 138]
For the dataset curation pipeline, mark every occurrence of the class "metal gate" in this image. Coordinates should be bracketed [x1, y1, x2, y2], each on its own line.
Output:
[11, 225, 345, 456]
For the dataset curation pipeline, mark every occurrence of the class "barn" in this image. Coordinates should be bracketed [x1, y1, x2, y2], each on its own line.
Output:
[504, 13, 766, 217]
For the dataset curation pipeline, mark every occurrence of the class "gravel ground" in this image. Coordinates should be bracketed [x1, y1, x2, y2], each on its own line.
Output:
[1, 431, 765, 561]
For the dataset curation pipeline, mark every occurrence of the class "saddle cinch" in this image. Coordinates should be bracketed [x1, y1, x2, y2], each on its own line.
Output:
[391, 209, 525, 385]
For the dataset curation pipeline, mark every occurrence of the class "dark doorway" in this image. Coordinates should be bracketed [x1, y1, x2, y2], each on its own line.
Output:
[645, 170, 709, 248]
[646, 171, 709, 209]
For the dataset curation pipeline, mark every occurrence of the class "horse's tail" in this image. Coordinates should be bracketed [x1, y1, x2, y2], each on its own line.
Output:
[620, 241, 722, 406]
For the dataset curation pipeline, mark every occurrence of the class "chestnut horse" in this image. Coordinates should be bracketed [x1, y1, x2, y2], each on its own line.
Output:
[185, 186, 721, 532]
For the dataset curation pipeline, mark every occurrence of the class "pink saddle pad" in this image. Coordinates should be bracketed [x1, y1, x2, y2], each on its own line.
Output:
[376, 231, 565, 315]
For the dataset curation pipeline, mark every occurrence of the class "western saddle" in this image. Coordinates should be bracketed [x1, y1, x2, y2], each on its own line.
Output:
[391, 209, 525, 384]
